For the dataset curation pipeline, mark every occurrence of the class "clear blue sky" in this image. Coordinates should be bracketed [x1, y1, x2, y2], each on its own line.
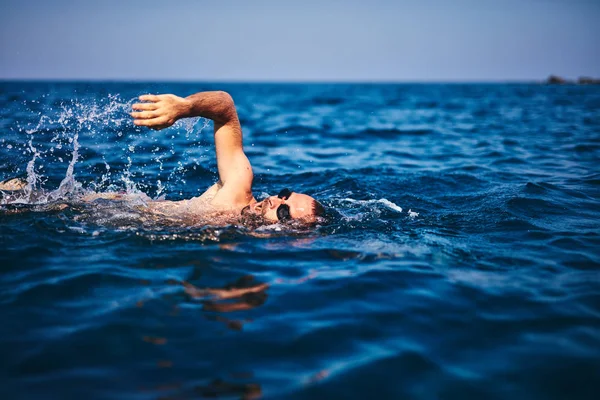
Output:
[1, 0, 598, 81]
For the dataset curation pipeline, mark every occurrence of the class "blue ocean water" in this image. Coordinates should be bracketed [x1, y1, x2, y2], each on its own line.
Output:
[0, 82, 599, 399]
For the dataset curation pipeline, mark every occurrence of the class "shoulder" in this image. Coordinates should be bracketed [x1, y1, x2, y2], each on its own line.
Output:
[196, 181, 223, 202]
[210, 182, 254, 211]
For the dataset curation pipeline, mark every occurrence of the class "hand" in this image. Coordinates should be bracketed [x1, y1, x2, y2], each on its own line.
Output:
[131, 94, 190, 130]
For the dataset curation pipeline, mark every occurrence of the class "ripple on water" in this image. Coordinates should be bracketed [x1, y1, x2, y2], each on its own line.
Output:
[1, 82, 600, 399]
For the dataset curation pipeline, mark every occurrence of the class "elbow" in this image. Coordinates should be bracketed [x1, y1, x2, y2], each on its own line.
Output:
[215, 91, 236, 122]
[215, 90, 234, 104]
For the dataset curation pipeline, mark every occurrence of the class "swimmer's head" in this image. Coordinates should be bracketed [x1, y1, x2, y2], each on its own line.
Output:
[241, 188, 325, 224]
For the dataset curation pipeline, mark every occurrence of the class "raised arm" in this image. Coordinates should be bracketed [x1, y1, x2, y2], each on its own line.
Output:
[131, 91, 254, 207]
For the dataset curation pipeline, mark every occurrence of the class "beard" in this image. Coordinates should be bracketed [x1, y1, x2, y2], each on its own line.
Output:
[239, 205, 270, 228]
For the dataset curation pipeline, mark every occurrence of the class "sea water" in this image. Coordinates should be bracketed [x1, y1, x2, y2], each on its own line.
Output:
[0, 82, 599, 399]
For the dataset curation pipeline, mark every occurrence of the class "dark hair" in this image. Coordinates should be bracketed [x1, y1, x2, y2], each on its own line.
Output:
[311, 200, 325, 217]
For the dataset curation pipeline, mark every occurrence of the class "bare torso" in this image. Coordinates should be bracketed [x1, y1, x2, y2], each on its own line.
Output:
[80, 180, 255, 225]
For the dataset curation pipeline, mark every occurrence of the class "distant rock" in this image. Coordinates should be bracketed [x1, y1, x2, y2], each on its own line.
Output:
[544, 75, 600, 85]
[546, 75, 568, 84]
[577, 76, 600, 85]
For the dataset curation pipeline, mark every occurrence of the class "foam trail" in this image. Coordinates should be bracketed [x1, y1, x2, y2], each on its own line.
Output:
[340, 198, 403, 213]
[378, 199, 403, 213]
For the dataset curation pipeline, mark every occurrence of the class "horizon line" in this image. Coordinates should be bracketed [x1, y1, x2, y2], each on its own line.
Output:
[0, 78, 549, 84]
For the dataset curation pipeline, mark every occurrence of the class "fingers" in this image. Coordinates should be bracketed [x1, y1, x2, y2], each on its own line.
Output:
[133, 116, 172, 130]
[132, 102, 158, 111]
[132, 95, 173, 130]
[130, 111, 158, 119]
[133, 117, 161, 126]
[139, 94, 160, 102]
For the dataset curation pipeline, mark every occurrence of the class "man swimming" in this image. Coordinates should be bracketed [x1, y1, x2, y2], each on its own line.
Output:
[1, 91, 324, 224]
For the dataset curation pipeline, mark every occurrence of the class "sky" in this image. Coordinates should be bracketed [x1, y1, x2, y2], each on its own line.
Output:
[0, 0, 598, 81]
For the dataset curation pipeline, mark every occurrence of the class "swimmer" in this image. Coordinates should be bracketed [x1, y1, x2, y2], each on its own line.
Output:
[1, 91, 325, 224]
[130, 91, 325, 223]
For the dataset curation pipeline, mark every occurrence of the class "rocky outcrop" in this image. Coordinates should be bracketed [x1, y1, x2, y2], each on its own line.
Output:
[545, 75, 600, 85]
[546, 75, 568, 84]
[577, 76, 600, 85]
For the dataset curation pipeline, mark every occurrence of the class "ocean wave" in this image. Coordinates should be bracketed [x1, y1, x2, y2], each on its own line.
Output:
[2, 82, 600, 398]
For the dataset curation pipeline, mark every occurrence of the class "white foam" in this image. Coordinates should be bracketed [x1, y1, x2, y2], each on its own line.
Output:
[340, 198, 403, 213]
[377, 198, 403, 213]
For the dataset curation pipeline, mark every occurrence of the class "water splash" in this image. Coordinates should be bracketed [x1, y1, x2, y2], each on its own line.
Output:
[1, 94, 212, 205]
[52, 130, 81, 199]
[22, 136, 42, 203]
[407, 209, 419, 219]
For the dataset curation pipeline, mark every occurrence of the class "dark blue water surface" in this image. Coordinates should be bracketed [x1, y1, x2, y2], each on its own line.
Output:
[1, 82, 599, 399]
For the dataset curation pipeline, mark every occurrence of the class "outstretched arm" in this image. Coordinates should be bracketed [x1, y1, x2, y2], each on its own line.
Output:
[130, 91, 253, 207]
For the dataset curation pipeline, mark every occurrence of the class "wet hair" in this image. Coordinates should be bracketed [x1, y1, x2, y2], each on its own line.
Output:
[311, 199, 325, 217]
